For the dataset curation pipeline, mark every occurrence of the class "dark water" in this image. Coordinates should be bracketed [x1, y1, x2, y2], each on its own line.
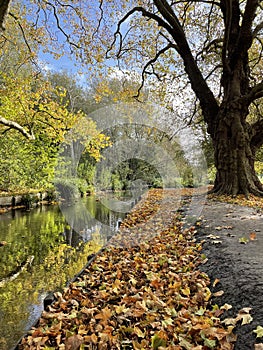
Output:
[0, 196, 127, 350]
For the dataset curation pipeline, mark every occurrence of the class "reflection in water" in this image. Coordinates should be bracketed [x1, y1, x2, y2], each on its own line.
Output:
[0, 196, 125, 350]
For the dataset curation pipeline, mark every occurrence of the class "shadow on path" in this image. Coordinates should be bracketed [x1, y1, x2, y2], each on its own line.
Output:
[196, 201, 263, 350]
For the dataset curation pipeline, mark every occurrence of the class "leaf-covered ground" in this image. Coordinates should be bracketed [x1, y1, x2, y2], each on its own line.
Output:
[208, 193, 263, 211]
[18, 189, 238, 349]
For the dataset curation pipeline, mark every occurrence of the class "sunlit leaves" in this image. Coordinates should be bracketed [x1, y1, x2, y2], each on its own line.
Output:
[0, 71, 110, 191]
[208, 193, 263, 211]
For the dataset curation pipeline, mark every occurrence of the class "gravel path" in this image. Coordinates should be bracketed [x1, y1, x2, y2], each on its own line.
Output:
[193, 200, 263, 350]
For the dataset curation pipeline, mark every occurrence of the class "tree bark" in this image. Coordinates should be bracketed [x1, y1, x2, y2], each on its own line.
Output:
[0, 116, 35, 140]
[0, 0, 11, 31]
[210, 103, 263, 196]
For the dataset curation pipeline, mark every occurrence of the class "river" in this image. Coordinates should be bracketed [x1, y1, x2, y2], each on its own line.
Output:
[0, 195, 128, 350]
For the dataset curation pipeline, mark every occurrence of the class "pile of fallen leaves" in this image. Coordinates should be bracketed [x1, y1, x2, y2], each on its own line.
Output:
[208, 193, 263, 211]
[18, 189, 237, 350]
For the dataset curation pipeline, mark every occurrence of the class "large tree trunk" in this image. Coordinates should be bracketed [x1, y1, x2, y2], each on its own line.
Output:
[210, 103, 263, 196]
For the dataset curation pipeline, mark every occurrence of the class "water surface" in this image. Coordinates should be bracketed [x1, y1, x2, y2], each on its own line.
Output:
[0, 196, 125, 350]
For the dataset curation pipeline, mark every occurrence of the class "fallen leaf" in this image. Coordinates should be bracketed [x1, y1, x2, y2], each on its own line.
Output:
[204, 338, 216, 348]
[239, 307, 252, 314]
[65, 334, 83, 350]
[213, 278, 220, 287]
[239, 237, 249, 244]
[222, 318, 238, 326]
[249, 232, 257, 240]
[253, 326, 263, 338]
[133, 326, 145, 338]
[16, 189, 238, 350]
[255, 344, 263, 350]
[151, 333, 167, 349]
[212, 240, 222, 244]
[239, 313, 253, 325]
[95, 307, 112, 326]
[213, 290, 224, 297]
[206, 234, 220, 239]
[220, 304, 232, 311]
[178, 335, 193, 350]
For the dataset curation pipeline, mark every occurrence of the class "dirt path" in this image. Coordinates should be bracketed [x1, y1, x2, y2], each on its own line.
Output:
[192, 200, 263, 350]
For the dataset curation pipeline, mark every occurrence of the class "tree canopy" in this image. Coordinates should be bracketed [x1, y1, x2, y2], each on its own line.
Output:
[0, 0, 263, 195]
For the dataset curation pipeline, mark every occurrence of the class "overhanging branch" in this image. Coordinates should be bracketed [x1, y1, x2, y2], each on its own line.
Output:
[42, 0, 81, 49]
[246, 81, 263, 102]
[135, 43, 177, 98]
[0, 116, 35, 140]
[106, 6, 174, 59]
[153, 0, 219, 124]
[253, 20, 263, 38]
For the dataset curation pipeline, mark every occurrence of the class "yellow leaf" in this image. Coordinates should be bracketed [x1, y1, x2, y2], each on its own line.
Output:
[253, 326, 263, 338]
[181, 287, 190, 296]
[133, 326, 145, 338]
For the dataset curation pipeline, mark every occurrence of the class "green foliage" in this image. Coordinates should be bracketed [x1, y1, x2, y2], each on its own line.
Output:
[54, 178, 80, 201]
[181, 168, 194, 188]
[96, 168, 113, 191]
[0, 132, 57, 191]
[207, 165, 217, 184]
[0, 70, 111, 194]
[47, 71, 97, 115]
[111, 173, 123, 191]
[0, 204, 102, 348]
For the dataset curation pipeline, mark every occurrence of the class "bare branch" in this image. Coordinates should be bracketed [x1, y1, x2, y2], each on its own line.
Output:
[42, 0, 81, 49]
[204, 64, 222, 81]
[238, 0, 259, 51]
[221, 0, 232, 72]
[135, 43, 177, 98]
[0, 116, 35, 140]
[253, 21, 263, 38]
[92, 0, 104, 40]
[202, 1, 217, 49]
[171, 0, 221, 5]
[196, 38, 223, 59]
[9, 12, 33, 54]
[187, 97, 198, 125]
[106, 6, 173, 58]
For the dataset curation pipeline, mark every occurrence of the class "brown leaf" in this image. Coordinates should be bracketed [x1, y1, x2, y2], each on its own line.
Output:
[95, 307, 112, 326]
[213, 290, 224, 297]
[65, 334, 83, 350]
[249, 232, 257, 240]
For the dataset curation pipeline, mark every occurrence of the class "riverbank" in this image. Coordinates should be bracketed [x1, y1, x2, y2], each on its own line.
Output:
[17, 188, 238, 349]
[0, 190, 55, 213]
